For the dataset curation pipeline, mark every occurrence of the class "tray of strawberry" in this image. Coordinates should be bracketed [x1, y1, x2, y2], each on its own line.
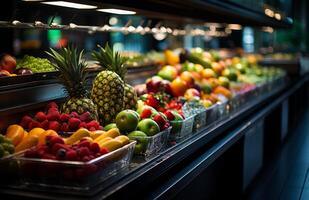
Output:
[16, 135, 135, 189]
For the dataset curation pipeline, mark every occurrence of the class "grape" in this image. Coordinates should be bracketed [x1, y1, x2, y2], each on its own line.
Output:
[16, 55, 56, 73]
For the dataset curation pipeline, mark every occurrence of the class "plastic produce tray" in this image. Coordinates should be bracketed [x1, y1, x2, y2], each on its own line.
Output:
[193, 109, 207, 132]
[129, 127, 171, 158]
[169, 116, 195, 142]
[16, 141, 136, 189]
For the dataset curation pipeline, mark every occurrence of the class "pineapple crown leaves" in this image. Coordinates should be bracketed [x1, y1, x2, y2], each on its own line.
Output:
[92, 43, 128, 80]
[46, 46, 89, 98]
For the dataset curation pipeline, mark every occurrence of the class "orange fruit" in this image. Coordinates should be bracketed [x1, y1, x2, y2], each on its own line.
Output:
[208, 78, 220, 88]
[171, 77, 188, 97]
[201, 68, 216, 79]
[180, 71, 194, 87]
[213, 86, 232, 99]
[211, 62, 224, 75]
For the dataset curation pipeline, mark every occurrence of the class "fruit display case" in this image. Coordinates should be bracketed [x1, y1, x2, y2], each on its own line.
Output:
[15, 141, 136, 190]
[129, 127, 171, 158]
[169, 115, 195, 142]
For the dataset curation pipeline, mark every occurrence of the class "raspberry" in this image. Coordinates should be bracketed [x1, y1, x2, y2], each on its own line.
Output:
[90, 142, 100, 153]
[78, 140, 91, 149]
[78, 147, 90, 158]
[35, 112, 47, 122]
[60, 113, 70, 122]
[66, 150, 77, 161]
[100, 147, 109, 155]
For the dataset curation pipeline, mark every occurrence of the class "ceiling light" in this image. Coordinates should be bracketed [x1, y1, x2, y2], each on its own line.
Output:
[264, 8, 274, 17]
[97, 8, 136, 15]
[41, 1, 97, 9]
[228, 24, 242, 30]
[275, 13, 281, 20]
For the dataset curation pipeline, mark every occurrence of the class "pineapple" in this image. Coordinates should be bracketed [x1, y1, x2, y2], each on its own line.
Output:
[124, 84, 138, 110]
[47, 47, 98, 120]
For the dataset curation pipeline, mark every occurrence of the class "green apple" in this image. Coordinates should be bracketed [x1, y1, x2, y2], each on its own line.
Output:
[170, 111, 184, 134]
[104, 123, 117, 131]
[128, 110, 140, 121]
[137, 119, 160, 136]
[128, 131, 148, 154]
[116, 110, 139, 133]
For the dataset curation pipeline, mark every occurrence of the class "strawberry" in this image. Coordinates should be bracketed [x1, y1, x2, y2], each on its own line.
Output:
[158, 107, 166, 113]
[20, 115, 33, 128]
[48, 121, 60, 132]
[79, 112, 92, 122]
[29, 120, 41, 129]
[78, 147, 90, 158]
[51, 143, 70, 154]
[86, 120, 99, 130]
[48, 107, 58, 114]
[90, 142, 100, 153]
[24, 149, 38, 158]
[41, 120, 49, 130]
[46, 102, 58, 110]
[140, 108, 152, 119]
[35, 111, 47, 122]
[79, 122, 87, 128]
[164, 110, 175, 121]
[162, 122, 170, 130]
[66, 150, 77, 161]
[145, 95, 160, 109]
[78, 140, 91, 148]
[100, 147, 109, 155]
[60, 123, 69, 132]
[68, 118, 81, 131]
[153, 114, 166, 127]
[47, 110, 60, 121]
[82, 156, 91, 162]
[89, 127, 96, 131]
[98, 126, 104, 130]
[60, 113, 70, 122]
[70, 112, 80, 119]
[48, 136, 64, 149]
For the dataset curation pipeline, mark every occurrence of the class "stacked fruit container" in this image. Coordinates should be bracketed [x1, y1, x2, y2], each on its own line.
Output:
[0, 45, 286, 190]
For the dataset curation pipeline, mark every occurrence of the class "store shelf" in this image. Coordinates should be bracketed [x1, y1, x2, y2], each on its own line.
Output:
[1, 74, 307, 199]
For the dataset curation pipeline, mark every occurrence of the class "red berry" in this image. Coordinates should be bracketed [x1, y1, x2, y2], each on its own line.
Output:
[95, 152, 102, 157]
[79, 112, 92, 122]
[153, 114, 166, 127]
[78, 147, 90, 157]
[90, 142, 100, 153]
[20, 116, 33, 128]
[70, 112, 80, 119]
[164, 110, 175, 121]
[41, 120, 49, 130]
[89, 155, 95, 160]
[89, 127, 96, 131]
[86, 120, 99, 130]
[35, 112, 47, 122]
[29, 120, 41, 129]
[66, 150, 77, 161]
[47, 111, 60, 121]
[46, 102, 58, 110]
[100, 147, 109, 155]
[60, 113, 70, 122]
[140, 108, 152, 119]
[48, 107, 58, 114]
[60, 123, 69, 132]
[145, 95, 160, 109]
[24, 149, 38, 158]
[78, 122, 87, 128]
[98, 126, 104, 130]
[82, 156, 90, 162]
[49, 136, 64, 149]
[78, 140, 91, 149]
[68, 118, 81, 131]
[48, 121, 61, 132]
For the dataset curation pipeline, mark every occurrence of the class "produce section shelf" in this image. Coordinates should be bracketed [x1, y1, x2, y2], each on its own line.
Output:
[1, 74, 307, 199]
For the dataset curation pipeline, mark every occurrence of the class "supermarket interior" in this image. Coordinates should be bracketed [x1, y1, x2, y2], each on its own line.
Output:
[0, 0, 308, 199]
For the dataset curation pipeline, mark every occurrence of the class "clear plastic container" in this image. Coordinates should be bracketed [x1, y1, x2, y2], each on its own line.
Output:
[193, 109, 207, 131]
[169, 115, 195, 142]
[205, 104, 218, 125]
[217, 100, 228, 119]
[129, 127, 171, 158]
[16, 141, 136, 189]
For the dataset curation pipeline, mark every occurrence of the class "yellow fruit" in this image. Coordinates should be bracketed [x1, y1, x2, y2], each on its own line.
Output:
[15, 135, 39, 152]
[97, 137, 113, 148]
[5, 125, 25, 146]
[65, 128, 91, 145]
[28, 128, 45, 137]
[164, 50, 179, 65]
[90, 130, 106, 140]
[94, 128, 120, 143]
[38, 130, 58, 145]
[115, 135, 130, 146]
[99, 139, 123, 152]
